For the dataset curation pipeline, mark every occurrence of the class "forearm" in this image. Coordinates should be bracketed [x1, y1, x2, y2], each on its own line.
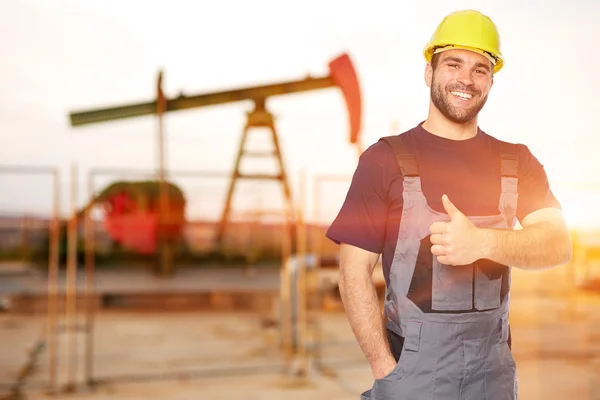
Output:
[479, 221, 572, 270]
[338, 267, 394, 375]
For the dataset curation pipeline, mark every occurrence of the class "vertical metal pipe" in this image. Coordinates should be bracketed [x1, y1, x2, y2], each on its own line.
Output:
[65, 164, 78, 391]
[84, 170, 96, 388]
[312, 176, 323, 367]
[314, 176, 323, 286]
[279, 207, 292, 364]
[295, 170, 307, 366]
[47, 169, 60, 393]
[156, 71, 171, 276]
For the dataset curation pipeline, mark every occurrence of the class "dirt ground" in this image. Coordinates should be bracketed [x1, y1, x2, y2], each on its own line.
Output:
[1, 265, 600, 400]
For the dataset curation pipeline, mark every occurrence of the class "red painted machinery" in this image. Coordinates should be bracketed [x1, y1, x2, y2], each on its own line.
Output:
[96, 181, 185, 254]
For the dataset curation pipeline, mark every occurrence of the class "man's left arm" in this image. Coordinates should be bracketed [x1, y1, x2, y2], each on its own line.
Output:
[478, 207, 572, 270]
[478, 144, 572, 270]
[430, 196, 572, 270]
[430, 144, 572, 270]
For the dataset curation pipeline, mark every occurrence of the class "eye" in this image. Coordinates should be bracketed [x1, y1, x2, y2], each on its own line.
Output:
[447, 63, 459, 69]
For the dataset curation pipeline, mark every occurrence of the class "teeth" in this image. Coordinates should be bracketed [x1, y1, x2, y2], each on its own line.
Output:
[451, 91, 472, 100]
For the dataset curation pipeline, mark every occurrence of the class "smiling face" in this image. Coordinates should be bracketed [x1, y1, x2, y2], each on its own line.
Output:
[425, 49, 495, 124]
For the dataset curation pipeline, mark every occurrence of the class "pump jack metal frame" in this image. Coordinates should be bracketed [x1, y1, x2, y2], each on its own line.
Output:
[68, 53, 361, 255]
[215, 98, 294, 250]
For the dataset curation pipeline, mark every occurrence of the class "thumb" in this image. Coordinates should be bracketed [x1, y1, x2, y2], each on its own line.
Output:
[442, 194, 462, 219]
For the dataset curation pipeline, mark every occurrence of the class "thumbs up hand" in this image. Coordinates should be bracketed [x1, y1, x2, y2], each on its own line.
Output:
[430, 195, 483, 266]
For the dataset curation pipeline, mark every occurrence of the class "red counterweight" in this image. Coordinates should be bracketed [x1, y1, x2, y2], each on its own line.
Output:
[328, 53, 362, 145]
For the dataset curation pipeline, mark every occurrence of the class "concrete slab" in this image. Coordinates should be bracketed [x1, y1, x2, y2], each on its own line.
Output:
[1, 263, 600, 399]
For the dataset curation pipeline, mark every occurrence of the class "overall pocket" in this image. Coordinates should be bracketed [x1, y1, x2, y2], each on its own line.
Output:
[431, 257, 474, 311]
[474, 259, 509, 311]
[408, 235, 475, 312]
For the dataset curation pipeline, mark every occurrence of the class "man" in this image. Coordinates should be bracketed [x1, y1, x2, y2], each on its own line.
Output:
[326, 9, 572, 400]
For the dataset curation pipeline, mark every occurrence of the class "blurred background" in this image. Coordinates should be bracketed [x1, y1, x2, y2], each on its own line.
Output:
[0, 0, 599, 399]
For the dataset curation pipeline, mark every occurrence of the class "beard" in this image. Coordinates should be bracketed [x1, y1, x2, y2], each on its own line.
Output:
[431, 76, 489, 124]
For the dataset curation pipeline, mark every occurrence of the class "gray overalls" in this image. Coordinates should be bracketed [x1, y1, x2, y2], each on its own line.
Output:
[361, 136, 519, 400]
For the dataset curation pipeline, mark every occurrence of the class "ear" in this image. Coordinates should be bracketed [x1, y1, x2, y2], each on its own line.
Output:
[425, 63, 433, 87]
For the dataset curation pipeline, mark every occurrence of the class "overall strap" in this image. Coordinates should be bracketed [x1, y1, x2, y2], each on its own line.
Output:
[498, 141, 519, 225]
[379, 136, 419, 176]
[499, 142, 518, 178]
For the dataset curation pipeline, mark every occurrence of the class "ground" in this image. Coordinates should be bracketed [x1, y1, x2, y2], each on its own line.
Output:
[1, 264, 600, 400]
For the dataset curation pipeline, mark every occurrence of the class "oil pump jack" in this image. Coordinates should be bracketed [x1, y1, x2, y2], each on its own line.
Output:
[68, 53, 362, 265]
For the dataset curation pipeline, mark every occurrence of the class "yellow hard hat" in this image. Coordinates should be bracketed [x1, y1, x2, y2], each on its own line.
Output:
[423, 10, 504, 73]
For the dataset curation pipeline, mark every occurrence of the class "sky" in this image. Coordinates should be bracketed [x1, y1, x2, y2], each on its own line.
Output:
[0, 0, 599, 228]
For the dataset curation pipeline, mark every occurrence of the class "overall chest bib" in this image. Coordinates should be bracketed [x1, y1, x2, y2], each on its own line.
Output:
[361, 136, 519, 400]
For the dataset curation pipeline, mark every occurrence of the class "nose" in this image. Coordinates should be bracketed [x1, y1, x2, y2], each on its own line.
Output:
[456, 68, 474, 87]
